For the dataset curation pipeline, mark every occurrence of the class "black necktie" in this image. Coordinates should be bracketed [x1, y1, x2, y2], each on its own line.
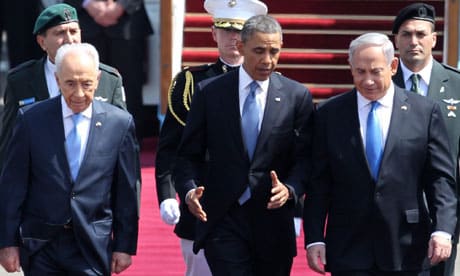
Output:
[410, 74, 422, 95]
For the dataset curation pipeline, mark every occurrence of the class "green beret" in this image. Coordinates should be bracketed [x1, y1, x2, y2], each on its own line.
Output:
[392, 3, 435, 34]
[33, 3, 79, 35]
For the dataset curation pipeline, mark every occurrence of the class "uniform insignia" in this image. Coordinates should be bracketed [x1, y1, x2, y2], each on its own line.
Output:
[18, 97, 35, 106]
[401, 105, 408, 110]
[440, 86, 445, 93]
[228, 0, 237, 8]
[96, 122, 102, 127]
[94, 96, 108, 102]
[275, 97, 281, 102]
[443, 98, 460, 118]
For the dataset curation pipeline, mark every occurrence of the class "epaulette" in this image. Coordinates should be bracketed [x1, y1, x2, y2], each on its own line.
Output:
[441, 63, 460, 74]
[99, 63, 122, 78]
[7, 60, 36, 75]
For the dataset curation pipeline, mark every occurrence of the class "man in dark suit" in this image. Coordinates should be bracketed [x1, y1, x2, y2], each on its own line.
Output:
[174, 15, 314, 275]
[0, 3, 127, 170]
[0, 43, 139, 275]
[391, 4, 460, 275]
[63, 0, 153, 141]
[304, 32, 457, 276]
[155, 0, 267, 275]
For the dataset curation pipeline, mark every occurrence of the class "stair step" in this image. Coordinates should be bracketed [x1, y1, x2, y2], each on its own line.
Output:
[185, 14, 444, 31]
[186, 0, 444, 16]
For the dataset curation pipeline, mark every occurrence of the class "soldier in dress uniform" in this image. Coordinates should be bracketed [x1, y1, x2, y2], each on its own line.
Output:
[155, 0, 267, 275]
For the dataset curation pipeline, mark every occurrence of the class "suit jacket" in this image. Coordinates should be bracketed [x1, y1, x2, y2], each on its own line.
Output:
[64, 0, 153, 40]
[0, 97, 139, 275]
[304, 86, 457, 272]
[0, 57, 126, 169]
[393, 60, 460, 210]
[155, 59, 238, 240]
[174, 70, 314, 258]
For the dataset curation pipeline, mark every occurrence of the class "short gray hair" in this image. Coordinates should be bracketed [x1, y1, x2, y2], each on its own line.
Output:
[348, 32, 394, 66]
[241, 15, 283, 43]
[55, 43, 99, 73]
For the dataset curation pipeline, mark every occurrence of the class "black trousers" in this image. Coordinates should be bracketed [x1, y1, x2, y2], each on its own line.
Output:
[204, 202, 293, 276]
[26, 229, 102, 276]
[333, 270, 422, 276]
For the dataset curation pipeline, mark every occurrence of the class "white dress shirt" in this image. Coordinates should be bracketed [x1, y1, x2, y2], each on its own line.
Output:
[44, 57, 60, 98]
[238, 66, 269, 130]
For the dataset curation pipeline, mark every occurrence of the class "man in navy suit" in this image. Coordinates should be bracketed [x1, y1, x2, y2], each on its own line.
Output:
[0, 43, 139, 275]
[304, 32, 457, 276]
[174, 15, 314, 275]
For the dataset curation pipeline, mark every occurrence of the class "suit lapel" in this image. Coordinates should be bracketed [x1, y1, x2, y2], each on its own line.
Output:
[427, 60, 448, 100]
[380, 87, 409, 168]
[31, 58, 53, 101]
[255, 73, 283, 156]
[79, 101, 107, 170]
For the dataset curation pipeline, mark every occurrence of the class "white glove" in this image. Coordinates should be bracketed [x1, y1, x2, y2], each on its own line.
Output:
[160, 198, 180, 225]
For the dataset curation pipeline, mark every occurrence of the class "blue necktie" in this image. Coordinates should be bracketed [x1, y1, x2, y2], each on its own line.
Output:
[366, 101, 383, 181]
[241, 81, 260, 160]
[66, 113, 82, 181]
[239, 81, 260, 205]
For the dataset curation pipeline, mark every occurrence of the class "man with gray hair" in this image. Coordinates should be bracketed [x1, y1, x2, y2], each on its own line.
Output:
[304, 32, 457, 275]
[0, 43, 139, 275]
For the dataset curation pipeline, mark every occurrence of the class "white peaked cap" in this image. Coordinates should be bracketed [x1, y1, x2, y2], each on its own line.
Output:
[204, 0, 268, 30]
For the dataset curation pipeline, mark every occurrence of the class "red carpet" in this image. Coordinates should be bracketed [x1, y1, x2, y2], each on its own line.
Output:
[122, 138, 329, 275]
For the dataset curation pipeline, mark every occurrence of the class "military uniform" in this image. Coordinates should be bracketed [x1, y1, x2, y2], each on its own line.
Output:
[156, 59, 238, 240]
[0, 57, 126, 169]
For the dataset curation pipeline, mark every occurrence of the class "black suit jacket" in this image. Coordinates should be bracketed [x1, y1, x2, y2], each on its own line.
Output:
[0, 57, 126, 169]
[304, 86, 457, 272]
[174, 70, 314, 258]
[0, 97, 139, 275]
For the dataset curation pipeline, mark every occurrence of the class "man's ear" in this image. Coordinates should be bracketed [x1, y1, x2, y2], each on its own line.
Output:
[237, 40, 244, 55]
[36, 35, 46, 51]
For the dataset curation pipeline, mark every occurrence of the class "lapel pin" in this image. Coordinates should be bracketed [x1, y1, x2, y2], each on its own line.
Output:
[96, 122, 102, 127]
[401, 105, 408, 110]
[440, 86, 445, 93]
[275, 97, 281, 102]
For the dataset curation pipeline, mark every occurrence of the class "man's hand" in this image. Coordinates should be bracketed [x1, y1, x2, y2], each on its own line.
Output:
[185, 186, 207, 222]
[160, 198, 180, 225]
[267, 170, 290, 209]
[306, 244, 326, 274]
[111, 252, 132, 274]
[428, 235, 452, 265]
[0, 247, 21, 273]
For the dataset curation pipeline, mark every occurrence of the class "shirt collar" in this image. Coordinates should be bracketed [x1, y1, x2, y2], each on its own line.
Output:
[238, 66, 269, 92]
[357, 82, 395, 110]
[400, 57, 433, 86]
[61, 95, 93, 119]
[45, 56, 56, 74]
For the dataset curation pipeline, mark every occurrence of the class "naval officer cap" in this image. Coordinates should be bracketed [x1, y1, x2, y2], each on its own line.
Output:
[392, 2, 435, 34]
[33, 3, 78, 35]
[204, 0, 268, 31]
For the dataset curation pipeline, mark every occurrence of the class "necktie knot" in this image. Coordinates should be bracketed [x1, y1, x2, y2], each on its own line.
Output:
[410, 73, 422, 94]
[242, 80, 260, 160]
[72, 113, 82, 126]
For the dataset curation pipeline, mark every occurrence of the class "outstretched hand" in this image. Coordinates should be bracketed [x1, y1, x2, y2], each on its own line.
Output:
[186, 186, 207, 222]
[267, 170, 290, 209]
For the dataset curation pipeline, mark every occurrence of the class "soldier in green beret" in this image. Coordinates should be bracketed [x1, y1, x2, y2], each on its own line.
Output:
[0, 3, 127, 171]
[155, 0, 267, 275]
[392, 4, 460, 275]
